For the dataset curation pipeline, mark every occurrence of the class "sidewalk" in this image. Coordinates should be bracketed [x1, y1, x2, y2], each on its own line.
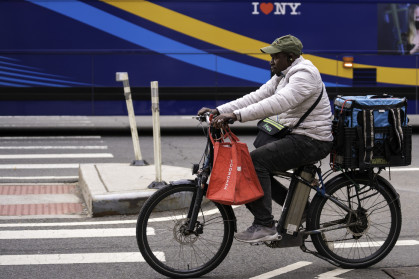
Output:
[78, 164, 196, 216]
[0, 115, 259, 216]
[1, 114, 418, 134]
[0, 115, 259, 134]
[1, 115, 418, 217]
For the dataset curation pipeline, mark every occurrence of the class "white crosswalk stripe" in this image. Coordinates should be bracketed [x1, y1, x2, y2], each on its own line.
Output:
[250, 261, 312, 279]
[0, 223, 162, 266]
[0, 252, 150, 265]
[0, 153, 113, 159]
[0, 220, 418, 276]
[0, 176, 79, 182]
[316, 268, 353, 279]
[0, 194, 80, 205]
[0, 164, 79, 169]
[0, 134, 113, 183]
[0, 227, 154, 239]
[0, 146, 108, 149]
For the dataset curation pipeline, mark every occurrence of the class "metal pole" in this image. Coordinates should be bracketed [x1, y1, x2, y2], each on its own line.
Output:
[116, 72, 147, 166]
[148, 81, 167, 189]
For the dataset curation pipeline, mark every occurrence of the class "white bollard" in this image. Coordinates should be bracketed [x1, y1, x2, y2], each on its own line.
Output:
[116, 72, 147, 166]
[148, 81, 167, 189]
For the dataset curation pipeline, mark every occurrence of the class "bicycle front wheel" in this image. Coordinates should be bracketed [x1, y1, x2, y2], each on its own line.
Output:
[308, 174, 402, 268]
[136, 183, 235, 278]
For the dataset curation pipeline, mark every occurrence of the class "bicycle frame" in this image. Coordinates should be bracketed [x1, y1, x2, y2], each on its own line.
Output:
[273, 168, 353, 238]
[186, 115, 363, 238]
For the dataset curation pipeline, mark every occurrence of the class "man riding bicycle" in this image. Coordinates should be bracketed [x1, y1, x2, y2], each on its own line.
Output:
[198, 34, 333, 243]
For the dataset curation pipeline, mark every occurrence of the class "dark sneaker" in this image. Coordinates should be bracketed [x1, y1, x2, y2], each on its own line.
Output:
[235, 224, 278, 243]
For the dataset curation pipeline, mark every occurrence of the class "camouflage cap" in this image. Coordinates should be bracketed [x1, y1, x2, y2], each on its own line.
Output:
[260, 35, 303, 56]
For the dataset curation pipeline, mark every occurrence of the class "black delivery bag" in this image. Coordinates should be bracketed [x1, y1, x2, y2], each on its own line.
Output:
[330, 94, 412, 169]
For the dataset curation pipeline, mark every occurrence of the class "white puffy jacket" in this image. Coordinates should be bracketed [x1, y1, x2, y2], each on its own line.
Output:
[217, 56, 333, 142]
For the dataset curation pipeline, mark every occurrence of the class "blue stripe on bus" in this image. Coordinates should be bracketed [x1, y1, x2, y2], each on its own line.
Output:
[0, 56, 19, 62]
[0, 81, 29, 87]
[0, 70, 89, 86]
[28, 0, 270, 84]
[0, 76, 67, 87]
[0, 66, 66, 78]
[0, 60, 39, 70]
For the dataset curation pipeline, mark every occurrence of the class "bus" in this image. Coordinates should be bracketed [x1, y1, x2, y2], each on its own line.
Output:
[1, 0, 418, 115]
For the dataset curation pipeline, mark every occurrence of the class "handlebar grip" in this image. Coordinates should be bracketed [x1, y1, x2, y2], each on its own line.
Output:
[227, 119, 235, 124]
[194, 112, 212, 124]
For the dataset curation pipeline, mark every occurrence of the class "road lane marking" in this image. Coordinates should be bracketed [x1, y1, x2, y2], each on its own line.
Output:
[0, 136, 101, 140]
[0, 176, 78, 180]
[0, 219, 138, 227]
[0, 227, 154, 239]
[249, 261, 312, 279]
[334, 239, 419, 248]
[0, 146, 107, 149]
[0, 164, 79, 169]
[0, 252, 165, 265]
[0, 153, 113, 159]
[0, 206, 236, 226]
[0, 124, 94, 127]
[383, 167, 419, 171]
[0, 194, 80, 204]
[316, 268, 353, 279]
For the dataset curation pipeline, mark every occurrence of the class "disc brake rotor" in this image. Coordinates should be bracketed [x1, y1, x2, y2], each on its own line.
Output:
[173, 219, 199, 244]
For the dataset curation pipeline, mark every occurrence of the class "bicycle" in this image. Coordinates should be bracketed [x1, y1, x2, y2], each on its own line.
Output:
[136, 113, 402, 278]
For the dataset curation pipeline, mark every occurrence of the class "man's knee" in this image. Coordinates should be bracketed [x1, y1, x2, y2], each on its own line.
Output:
[250, 149, 263, 168]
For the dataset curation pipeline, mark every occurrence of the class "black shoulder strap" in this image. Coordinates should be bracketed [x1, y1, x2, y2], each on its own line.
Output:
[362, 109, 375, 167]
[291, 85, 324, 131]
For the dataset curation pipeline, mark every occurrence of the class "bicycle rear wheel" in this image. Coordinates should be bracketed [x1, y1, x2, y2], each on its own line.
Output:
[308, 174, 401, 268]
[136, 183, 235, 278]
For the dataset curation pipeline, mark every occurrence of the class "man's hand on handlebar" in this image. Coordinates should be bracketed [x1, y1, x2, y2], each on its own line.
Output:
[197, 107, 219, 116]
[212, 113, 237, 128]
[196, 108, 236, 128]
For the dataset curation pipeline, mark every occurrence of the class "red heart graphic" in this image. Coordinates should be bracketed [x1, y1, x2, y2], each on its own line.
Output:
[260, 2, 274, 15]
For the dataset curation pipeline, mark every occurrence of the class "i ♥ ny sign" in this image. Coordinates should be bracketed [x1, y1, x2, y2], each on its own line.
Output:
[252, 2, 301, 15]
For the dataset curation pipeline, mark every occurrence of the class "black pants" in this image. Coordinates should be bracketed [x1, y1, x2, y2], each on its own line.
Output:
[247, 134, 333, 227]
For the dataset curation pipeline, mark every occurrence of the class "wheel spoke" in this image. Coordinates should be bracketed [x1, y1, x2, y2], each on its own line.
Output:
[309, 176, 401, 268]
[136, 184, 234, 277]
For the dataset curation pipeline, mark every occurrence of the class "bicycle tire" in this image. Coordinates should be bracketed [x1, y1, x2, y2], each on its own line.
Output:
[136, 184, 235, 278]
[308, 174, 401, 268]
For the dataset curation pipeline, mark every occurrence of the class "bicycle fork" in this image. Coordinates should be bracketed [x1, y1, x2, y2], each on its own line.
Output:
[185, 171, 208, 233]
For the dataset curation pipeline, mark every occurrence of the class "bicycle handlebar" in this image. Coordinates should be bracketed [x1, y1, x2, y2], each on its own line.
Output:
[194, 112, 235, 126]
[194, 112, 211, 124]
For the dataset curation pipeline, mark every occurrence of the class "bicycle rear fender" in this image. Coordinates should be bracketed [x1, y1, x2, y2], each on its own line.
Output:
[169, 179, 238, 232]
[323, 171, 401, 208]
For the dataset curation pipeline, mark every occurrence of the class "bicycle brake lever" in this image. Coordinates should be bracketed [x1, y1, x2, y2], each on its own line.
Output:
[194, 112, 211, 123]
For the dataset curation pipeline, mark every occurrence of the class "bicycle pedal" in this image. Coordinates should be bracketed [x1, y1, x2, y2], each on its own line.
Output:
[250, 241, 264, 246]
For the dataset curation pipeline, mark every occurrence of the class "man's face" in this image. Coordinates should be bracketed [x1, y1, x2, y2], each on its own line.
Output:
[270, 52, 289, 76]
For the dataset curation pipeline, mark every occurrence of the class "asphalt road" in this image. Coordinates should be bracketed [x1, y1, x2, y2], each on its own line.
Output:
[0, 133, 418, 278]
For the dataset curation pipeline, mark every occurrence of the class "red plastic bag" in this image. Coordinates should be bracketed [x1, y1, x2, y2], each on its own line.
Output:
[207, 126, 264, 205]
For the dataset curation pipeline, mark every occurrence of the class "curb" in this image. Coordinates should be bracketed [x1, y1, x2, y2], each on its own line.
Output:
[78, 165, 156, 217]
[78, 163, 195, 217]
